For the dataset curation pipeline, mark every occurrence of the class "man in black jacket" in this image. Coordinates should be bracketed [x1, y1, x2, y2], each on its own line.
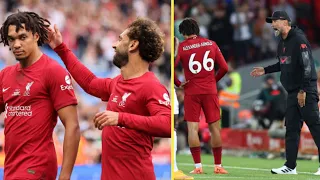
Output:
[250, 11, 320, 175]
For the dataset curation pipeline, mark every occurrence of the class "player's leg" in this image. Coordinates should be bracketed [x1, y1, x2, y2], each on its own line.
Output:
[184, 95, 203, 174]
[300, 93, 320, 175]
[174, 116, 194, 179]
[173, 90, 194, 180]
[271, 94, 301, 174]
[202, 94, 228, 174]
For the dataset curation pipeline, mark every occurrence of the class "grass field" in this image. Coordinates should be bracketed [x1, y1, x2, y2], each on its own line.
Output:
[177, 154, 320, 180]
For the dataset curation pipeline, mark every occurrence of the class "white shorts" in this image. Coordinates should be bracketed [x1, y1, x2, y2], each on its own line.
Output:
[174, 88, 179, 115]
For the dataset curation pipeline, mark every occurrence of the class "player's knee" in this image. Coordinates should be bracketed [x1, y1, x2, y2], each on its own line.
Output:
[188, 128, 198, 136]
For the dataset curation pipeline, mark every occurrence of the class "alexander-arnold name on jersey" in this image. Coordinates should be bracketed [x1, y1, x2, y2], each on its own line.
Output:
[183, 41, 213, 51]
[60, 75, 73, 91]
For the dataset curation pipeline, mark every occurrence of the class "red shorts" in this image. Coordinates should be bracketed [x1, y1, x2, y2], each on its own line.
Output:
[184, 94, 220, 123]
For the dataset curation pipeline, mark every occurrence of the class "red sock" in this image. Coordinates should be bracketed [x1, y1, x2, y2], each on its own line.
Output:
[190, 146, 201, 164]
[212, 147, 222, 165]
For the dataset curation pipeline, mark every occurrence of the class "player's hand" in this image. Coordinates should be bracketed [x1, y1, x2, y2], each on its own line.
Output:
[46, 24, 63, 49]
[250, 67, 265, 77]
[179, 80, 189, 89]
[58, 174, 70, 180]
[93, 111, 119, 130]
[297, 91, 306, 107]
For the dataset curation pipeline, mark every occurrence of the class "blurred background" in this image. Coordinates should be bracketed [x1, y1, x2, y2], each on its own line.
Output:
[175, 0, 320, 162]
[0, 0, 171, 179]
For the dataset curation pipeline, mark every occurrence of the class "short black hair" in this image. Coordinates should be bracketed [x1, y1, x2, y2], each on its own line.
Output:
[179, 18, 199, 36]
[0, 11, 50, 46]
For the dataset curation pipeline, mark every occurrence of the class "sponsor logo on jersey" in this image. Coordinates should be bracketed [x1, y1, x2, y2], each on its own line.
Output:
[2, 87, 10, 92]
[61, 75, 73, 91]
[159, 93, 170, 106]
[4, 103, 32, 118]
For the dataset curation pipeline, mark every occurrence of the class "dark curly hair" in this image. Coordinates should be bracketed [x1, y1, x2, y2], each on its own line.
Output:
[0, 11, 50, 47]
[179, 18, 199, 36]
[127, 18, 164, 63]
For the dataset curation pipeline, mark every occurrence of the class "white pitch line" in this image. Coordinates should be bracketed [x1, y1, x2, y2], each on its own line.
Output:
[192, 177, 244, 179]
[192, 177, 284, 179]
[178, 163, 314, 175]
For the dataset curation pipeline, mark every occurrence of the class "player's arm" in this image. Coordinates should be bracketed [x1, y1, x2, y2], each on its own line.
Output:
[297, 41, 312, 92]
[94, 85, 171, 137]
[57, 105, 80, 180]
[46, 65, 79, 179]
[264, 62, 280, 74]
[174, 39, 182, 87]
[48, 24, 112, 101]
[214, 42, 228, 82]
[117, 88, 171, 137]
[0, 70, 5, 113]
[54, 43, 112, 101]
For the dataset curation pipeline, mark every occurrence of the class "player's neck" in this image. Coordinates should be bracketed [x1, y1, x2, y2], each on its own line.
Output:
[20, 49, 43, 68]
[281, 26, 291, 39]
[121, 57, 149, 80]
[184, 34, 197, 39]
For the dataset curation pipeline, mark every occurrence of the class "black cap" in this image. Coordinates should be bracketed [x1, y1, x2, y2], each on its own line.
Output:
[266, 11, 291, 23]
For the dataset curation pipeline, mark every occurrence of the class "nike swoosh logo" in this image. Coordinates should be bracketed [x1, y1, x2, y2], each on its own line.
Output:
[2, 87, 10, 92]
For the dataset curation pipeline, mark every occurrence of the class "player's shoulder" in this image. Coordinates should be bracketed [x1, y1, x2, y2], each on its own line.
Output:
[0, 63, 19, 76]
[142, 72, 167, 90]
[42, 54, 67, 72]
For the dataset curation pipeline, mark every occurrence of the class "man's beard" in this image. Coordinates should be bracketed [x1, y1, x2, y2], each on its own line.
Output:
[15, 57, 27, 62]
[113, 51, 129, 68]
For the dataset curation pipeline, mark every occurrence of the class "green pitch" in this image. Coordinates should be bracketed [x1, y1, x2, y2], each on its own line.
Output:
[177, 154, 320, 180]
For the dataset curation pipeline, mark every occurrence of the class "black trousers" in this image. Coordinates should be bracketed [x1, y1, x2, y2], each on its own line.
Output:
[285, 92, 320, 169]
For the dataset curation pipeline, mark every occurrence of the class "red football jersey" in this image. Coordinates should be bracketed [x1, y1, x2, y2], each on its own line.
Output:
[0, 55, 77, 179]
[174, 36, 228, 95]
[54, 43, 171, 180]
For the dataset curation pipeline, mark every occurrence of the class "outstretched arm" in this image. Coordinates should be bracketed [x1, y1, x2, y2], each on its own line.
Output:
[54, 43, 112, 101]
[264, 62, 280, 74]
[48, 24, 112, 101]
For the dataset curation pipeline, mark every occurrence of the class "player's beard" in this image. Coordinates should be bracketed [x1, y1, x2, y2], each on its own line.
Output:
[113, 50, 129, 68]
[15, 56, 27, 62]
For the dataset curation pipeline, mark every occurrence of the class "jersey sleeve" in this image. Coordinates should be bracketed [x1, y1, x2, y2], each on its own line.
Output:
[0, 70, 5, 113]
[54, 43, 113, 101]
[297, 40, 313, 91]
[117, 83, 171, 137]
[213, 42, 228, 82]
[174, 45, 182, 87]
[46, 65, 78, 111]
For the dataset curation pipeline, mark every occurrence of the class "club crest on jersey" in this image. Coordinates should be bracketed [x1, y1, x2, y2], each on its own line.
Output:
[119, 92, 131, 107]
[23, 81, 34, 96]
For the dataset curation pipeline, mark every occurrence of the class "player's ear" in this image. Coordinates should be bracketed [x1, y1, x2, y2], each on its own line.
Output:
[128, 40, 139, 52]
[33, 32, 39, 42]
